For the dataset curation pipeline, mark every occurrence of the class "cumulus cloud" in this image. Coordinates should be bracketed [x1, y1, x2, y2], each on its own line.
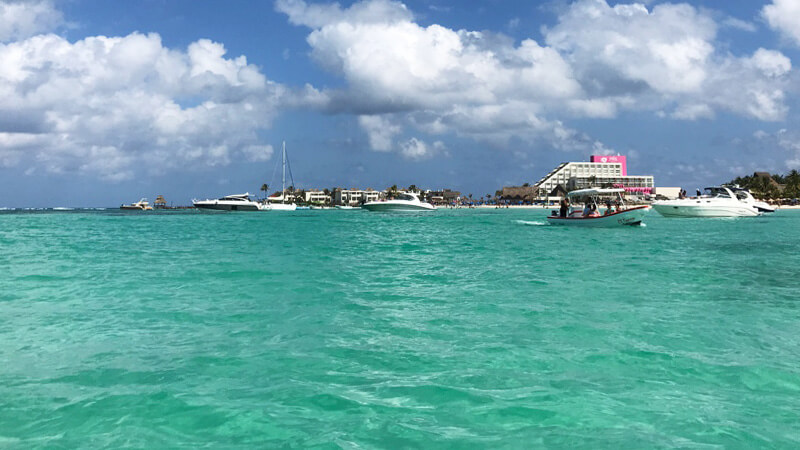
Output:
[545, 1, 716, 95]
[0, 0, 62, 41]
[358, 115, 401, 152]
[762, 0, 800, 46]
[0, 23, 286, 179]
[399, 137, 429, 160]
[279, 0, 793, 160]
[545, 0, 792, 121]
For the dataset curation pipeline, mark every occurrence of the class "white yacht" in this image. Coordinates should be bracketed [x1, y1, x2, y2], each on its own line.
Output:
[266, 141, 297, 211]
[193, 193, 268, 211]
[362, 192, 436, 212]
[652, 186, 760, 217]
[120, 198, 153, 211]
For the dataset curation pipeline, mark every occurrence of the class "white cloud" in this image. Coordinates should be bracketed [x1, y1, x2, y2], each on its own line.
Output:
[358, 115, 401, 151]
[762, 0, 800, 46]
[722, 17, 756, 33]
[0, 17, 286, 179]
[0, 0, 62, 41]
[671, 103, 714, 120]
[545, 1, 716, 95]
[241, 144, 275, 162]
[544, 0, 791, 121]
[399, 137, 429, 160]
[280, 0, 793, 160]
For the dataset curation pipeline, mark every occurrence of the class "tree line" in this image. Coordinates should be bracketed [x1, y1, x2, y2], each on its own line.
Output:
[728, 170, 800, 200]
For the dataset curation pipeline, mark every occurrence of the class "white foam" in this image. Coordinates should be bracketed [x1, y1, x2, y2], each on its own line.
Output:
[515, 220, 547, 226]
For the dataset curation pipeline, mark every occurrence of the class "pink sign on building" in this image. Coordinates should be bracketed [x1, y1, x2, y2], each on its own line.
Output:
[590, 155, 627, 176]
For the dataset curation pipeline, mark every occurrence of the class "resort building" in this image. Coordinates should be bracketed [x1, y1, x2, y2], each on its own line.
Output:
[334, 188, 383, 206]
[304, 190, 331, 204]
[533, 155, 654, 198]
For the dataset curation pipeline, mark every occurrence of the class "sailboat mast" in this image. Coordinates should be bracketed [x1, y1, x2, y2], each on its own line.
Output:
[282, 141, 286, 203]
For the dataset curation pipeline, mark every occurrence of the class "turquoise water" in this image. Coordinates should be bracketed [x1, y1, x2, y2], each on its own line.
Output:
[1, 208, 799, 447]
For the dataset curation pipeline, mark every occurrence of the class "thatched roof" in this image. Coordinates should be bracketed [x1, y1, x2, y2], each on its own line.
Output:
[498, 186, 537, 201]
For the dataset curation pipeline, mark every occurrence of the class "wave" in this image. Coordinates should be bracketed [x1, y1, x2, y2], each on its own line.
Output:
[514, 219, 547, 226]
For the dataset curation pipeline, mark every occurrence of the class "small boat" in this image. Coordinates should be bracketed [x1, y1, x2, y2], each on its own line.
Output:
[192, 193, 267, 211]
[362, 192, 436, 212]
[295, 206, 311, 210]
[335, 205, 359, 210]
[547, 188, 649, 227]
[652, 186, 760, 217]
[120, 198, 153, 210]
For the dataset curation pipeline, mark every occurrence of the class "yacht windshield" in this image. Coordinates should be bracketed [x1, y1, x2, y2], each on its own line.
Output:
[704, 188, 730, 198]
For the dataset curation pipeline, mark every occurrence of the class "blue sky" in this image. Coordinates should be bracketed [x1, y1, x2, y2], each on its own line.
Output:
[1, 0, 800, 206]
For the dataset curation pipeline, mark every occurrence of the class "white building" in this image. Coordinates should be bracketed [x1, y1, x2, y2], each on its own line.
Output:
[334, 189, 383, 206]
[534, 155, 654, 197]
[304, 190, 331, 204]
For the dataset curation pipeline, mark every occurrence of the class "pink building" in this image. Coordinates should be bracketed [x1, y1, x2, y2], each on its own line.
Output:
[590, 155, 627, 176]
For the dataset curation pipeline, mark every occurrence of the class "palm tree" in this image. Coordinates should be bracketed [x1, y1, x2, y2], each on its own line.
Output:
[260, 183, 269, 201]
[785, 170, 800, 199]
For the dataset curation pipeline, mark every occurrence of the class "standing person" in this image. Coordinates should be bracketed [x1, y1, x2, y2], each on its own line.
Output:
[696, 189, 701, 198]
[559, 198, 569, 217]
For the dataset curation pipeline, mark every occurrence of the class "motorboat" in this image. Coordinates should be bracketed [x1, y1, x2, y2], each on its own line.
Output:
[120, 198, 153, 210]
[547, 188, 649, 227]
[362, 192, 436, 212]
[192, 193, 268, 211]
[730, 187, 776, 213]
[652, 186, 760, 217]
[335, 205, 359, 210]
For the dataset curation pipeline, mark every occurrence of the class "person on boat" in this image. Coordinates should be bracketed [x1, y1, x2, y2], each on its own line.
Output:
[605, 201, 614, 215]
[582, 202, 592, 217]
[559, 198, 569, 217]
[589, 203, 600, 217]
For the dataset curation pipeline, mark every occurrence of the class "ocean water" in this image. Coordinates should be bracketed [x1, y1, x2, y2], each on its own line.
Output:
[1, 208, 799, 448]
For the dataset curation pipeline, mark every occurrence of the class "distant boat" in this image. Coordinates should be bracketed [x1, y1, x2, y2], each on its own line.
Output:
[193, 193, 268, 211]
[652, 186, 760, 217]
[120, 198, 153, 211]
[266, 141, 297, 211]
[362, 192, 436, 212]
[335, 205, 359, 210]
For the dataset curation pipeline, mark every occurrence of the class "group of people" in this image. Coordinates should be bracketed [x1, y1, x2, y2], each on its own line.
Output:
[558, 198, 622, 218]
[677, 189, 702, 199]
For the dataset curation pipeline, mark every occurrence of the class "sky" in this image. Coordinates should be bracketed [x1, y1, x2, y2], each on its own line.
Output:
[1, 0, 800, 206]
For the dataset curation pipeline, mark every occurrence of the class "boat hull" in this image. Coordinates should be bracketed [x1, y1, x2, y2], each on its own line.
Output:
[652, 202, 759, 217]
[362, 202, 436, 212]
[193, 201, 262, 211]
[547, 206, 649, 227]
[268, 203, 297, 211]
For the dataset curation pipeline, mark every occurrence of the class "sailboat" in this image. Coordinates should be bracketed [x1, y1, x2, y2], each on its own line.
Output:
[267, 141, 297, 211]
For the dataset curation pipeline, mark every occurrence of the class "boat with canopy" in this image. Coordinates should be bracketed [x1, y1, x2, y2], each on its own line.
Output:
[547, 188, 649, 227]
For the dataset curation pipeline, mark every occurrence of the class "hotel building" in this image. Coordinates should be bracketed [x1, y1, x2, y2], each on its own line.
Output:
[304, 190, 331, 204]
[533, 155, 654, 198]
[334, 188, 383, 206]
